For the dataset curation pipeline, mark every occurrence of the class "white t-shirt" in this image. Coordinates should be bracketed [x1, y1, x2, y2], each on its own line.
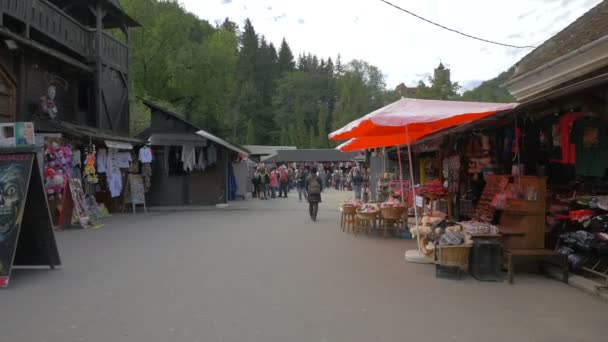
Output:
[117, 152, 132, 168]
[139, 147, 153, 163]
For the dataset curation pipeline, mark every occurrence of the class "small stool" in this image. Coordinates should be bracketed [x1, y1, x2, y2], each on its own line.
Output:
[343, 212, 356, 233]
[505, 248, 568, 284]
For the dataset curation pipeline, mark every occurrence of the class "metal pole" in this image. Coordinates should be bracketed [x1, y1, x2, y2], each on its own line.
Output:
[406, 125, 421, 252]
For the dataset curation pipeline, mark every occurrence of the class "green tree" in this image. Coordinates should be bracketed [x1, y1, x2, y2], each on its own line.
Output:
[461, 69, 515, 103]
[277, 38, 295, 74]
[316, 105, 329, 148]
[245, 119, 256, 144]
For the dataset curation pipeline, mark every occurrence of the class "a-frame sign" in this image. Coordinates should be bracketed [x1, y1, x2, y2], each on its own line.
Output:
[0, 148, 61, 288]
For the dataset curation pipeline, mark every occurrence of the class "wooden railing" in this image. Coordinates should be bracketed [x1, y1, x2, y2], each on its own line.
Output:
[0, 0, 129, 71]
[100, 32, 128, 70]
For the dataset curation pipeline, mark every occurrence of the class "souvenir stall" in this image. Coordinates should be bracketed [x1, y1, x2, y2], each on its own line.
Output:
[402, 81, 608, 284]
[331, 98, 519, 266]
[142, 101, 249, 206]
[35, 121, 143, 229]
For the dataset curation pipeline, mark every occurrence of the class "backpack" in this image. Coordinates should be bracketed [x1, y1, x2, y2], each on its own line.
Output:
[260, 173, 268, 184]
[308, 176, 321, 194]
[280, 169, 288, 182]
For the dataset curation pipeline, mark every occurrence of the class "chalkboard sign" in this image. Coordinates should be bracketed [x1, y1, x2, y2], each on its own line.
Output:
[127, 174, 145, 204]
[0, 151, 61, 287]
[123, 174, 147, 213]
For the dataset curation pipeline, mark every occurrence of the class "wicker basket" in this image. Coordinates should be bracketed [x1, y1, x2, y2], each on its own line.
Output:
[435, 245, 472, 268]
[342, 205, 357, 214]
[356, 210, 378, 220]
[380, 206, 405, 220]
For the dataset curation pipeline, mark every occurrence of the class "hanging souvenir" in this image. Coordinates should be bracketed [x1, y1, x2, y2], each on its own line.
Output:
[84, 143, 99, 184]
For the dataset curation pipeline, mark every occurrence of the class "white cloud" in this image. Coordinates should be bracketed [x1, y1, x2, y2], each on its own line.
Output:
[182, 0, 603, 89]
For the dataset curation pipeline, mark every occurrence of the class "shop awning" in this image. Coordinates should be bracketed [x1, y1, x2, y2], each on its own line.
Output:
[35, 119, 143, 145]
[196, 130, 249, 156]
[105, 140, 133, 150]
[148, 133, 208, 146]
[262, 149, 358, 163]
[329, 98, 519, 142]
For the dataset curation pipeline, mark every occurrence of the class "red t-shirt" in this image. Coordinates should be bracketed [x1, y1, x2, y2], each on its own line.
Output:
[557, 112, 584, 164]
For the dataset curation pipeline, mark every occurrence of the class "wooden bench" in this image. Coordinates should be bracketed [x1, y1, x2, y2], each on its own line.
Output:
[505, 249, 568, 285]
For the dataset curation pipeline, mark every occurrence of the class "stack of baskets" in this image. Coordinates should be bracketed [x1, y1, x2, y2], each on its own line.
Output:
[435, 245, 472, 269]
[380, 206, 405, 220]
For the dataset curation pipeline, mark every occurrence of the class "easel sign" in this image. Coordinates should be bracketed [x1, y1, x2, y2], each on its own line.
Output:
[123, 174, 147, 214]
[0, 150, 61, 288]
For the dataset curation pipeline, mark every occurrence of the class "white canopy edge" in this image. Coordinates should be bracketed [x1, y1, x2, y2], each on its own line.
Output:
[196, 130, 249, 156]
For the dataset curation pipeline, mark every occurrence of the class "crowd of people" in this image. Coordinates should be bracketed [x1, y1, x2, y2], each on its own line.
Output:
[251, 164, 370, 202]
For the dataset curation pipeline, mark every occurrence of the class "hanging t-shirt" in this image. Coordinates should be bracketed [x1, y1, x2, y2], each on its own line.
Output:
[107, 148, 123, 198]
[117, 152, 132, 168]
[555, 112, 584, 164]
[139, 146, 153, 163]
[97, 148, 107, 173]
[181, 145, 196, 172]
[72, 149, 82, 167]
[571, 118, 608, 177]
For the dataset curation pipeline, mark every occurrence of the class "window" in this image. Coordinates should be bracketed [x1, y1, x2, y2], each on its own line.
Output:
[0, 66, 16, 122]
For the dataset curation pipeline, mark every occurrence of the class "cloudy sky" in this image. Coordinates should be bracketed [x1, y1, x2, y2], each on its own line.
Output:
[180, 0, 602, 90]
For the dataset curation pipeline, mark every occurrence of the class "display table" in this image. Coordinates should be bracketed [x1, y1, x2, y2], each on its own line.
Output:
[505, 249, 568, 285]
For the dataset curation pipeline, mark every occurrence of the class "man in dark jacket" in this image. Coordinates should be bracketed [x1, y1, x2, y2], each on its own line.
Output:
[306, 167, 323, 221]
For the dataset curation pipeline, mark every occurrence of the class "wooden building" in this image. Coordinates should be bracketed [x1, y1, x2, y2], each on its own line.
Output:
[141, 100, 249, 206]
[0, 0, 138, 140]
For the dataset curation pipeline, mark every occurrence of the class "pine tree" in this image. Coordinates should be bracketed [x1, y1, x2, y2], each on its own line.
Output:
[236, 19, 258, 83]
[309, 126, 315, 148]
[277, 38, 295, 74]
[316, 105, 329, 148]
[246, 119, 256, 144]
[295, 112, 306, 147]
[287, 125, 296, 146]
[279, 127, 288, 146]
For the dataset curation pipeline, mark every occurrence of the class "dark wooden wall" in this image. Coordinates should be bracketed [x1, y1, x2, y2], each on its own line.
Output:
[146, 146, 228, 206]
[0, 44, 95, 126]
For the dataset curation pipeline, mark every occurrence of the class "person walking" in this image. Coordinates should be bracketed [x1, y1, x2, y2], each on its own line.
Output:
[297, 167, 309, 202]
[252, 169, 260, 198]
[318, 167, 326, 192]
[279, 165, 289, 198]
[269, 167, 279, 198]
[258, 167, 269, 200]
[333, 170, 340, 191]
[352, 169, 364, 200]
[306, 167, 323, 221]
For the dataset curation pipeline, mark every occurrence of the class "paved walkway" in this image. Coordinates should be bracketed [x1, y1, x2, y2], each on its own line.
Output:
[1, 190, 606, 341]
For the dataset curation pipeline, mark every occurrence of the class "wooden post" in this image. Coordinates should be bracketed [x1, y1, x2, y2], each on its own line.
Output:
[94, 2, 105, 130]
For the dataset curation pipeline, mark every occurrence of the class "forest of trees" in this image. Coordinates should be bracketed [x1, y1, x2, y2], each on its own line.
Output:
[123, 0, 513, 147]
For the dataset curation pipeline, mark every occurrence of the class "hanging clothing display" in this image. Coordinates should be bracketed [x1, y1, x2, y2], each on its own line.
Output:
[117, 152, 132, 169]
[556, 112, 584, 164]
[97, 148, 107, 173]
[571, 118, 608, 177]
[106, 148, 123, 198]
[195, 148, 207, 171]
[72, 149, 82, 168]
[207, 144, 217, 165]
[141, 163, 152, 192]
[139, 146, 153, 163]
[181, 145, 196, 172]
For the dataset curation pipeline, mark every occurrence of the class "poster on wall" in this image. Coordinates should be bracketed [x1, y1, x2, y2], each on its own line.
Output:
[0, 152, 61, 288]
[67, 178, 101, 229]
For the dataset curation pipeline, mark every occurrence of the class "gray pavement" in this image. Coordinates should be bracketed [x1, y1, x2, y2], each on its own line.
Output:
[1, 189, 606, 342]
